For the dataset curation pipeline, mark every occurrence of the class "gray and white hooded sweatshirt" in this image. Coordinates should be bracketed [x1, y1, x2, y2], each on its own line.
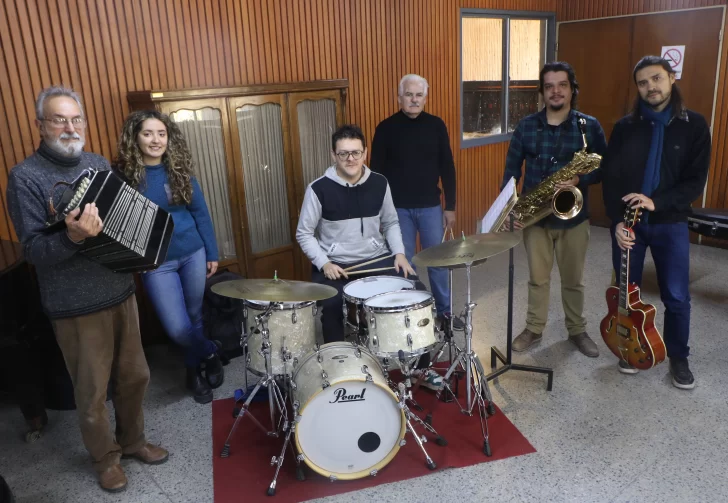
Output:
[296, 166, 405, 270]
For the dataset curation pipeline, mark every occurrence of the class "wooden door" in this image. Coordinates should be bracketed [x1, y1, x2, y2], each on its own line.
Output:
[558, 7, 723, 227]
[159, 98, 247, 276]
[287, 90, 345, 280]
[558, 17, 636, 227]
[630, 8, 722, 125]
[228, 94, 301, 280]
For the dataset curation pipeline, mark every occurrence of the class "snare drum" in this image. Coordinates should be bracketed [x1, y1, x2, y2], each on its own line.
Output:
[244, 300, 317, 376]
[364, 290, 438, 359]
[342, 276, 414, 331]
[292, 342, 405, 480]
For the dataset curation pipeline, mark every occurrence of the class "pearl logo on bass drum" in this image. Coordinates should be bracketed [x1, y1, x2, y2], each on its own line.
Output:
[329, 388, 367, 404]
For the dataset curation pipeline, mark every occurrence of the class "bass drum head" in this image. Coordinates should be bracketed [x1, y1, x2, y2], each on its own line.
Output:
[295, 379, 405, 479]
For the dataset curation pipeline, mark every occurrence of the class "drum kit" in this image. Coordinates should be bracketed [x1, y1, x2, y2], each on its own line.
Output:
[211, 231, 521, 496]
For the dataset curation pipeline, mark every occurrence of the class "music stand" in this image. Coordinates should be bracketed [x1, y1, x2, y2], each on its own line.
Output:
[486, 214, 554, 391]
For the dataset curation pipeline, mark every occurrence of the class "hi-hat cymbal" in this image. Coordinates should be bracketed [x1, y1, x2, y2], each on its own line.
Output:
[211, 278, 338, 302]
[412, 232, 522, 268]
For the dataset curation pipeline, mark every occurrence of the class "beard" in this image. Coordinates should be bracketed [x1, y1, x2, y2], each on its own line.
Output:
[645, 91, 671, 110]
[46, 132, 85, 157]
[547, 101, 565, 111]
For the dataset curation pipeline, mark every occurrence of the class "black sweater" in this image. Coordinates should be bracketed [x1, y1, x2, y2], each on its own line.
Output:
[370, 111, 456, 211]
[601, 108, 711, 225]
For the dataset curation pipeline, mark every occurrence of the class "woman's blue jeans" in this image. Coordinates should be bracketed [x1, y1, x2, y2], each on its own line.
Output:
[142, 247, 217, 367]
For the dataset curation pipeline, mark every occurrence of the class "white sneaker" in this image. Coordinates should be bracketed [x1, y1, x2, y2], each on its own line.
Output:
[618, 360, 639, 375]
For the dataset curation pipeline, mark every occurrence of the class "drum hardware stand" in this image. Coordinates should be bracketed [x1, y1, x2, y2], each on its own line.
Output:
[396, 383, 438, 470]
[221, 306, 289, 457]
[487, 215, 554, 391]
[392, 350, 447, 447]
[434, 262, 495, 456]
[267, 399, 305, 496]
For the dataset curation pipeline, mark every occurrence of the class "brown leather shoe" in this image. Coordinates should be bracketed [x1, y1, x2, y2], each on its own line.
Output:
[98, 464, 127, 493]
[122, 443, 169, 465]
[569, 332, 599, 358]
[512, 328, 542, 352]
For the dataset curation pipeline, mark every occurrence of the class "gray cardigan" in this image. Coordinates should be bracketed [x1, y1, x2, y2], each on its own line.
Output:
[6, 149, 135, 319]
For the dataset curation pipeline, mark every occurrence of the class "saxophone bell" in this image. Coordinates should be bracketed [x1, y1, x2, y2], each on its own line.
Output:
[553, 185, 584, 220]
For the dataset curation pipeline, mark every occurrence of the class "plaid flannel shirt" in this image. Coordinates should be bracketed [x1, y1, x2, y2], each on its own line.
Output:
[502, 109, 607, 229]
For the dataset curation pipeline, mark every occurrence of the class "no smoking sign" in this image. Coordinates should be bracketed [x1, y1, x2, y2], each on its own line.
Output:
[661, 45, 685, 79]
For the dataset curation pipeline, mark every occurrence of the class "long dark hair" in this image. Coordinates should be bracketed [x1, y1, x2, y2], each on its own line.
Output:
[539, 61, 580, 109]
[629, 55, 685, 119]
[113, 110, 195, 205]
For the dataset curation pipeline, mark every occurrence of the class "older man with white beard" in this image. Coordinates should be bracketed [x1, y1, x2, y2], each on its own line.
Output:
[6, 87, 168, 493]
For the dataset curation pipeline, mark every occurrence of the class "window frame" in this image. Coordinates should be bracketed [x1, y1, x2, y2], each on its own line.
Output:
[460, 9, 556, 148]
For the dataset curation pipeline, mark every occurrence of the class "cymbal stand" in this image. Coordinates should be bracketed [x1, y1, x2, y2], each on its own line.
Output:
[434, 262, 495, 456]
[487, 214, 554, 391]
[220, 305, 288, 458]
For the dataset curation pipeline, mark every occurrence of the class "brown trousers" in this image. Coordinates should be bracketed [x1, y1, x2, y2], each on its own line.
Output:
[52, 294, 150, 472]
[523, 220, 590, 336]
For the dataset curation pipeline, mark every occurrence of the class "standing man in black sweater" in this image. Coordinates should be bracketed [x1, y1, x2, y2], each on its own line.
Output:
[601, 56, 711, 389]
[371, 74, 460, 390]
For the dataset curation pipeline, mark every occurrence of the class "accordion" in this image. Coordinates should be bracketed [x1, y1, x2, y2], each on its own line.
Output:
[46, 169, 174, 273]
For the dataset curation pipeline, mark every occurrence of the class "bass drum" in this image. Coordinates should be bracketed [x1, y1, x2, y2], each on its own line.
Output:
[292, 342, 405, 480]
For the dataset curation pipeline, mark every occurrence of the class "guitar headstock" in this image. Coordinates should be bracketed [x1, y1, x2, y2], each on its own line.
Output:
[623, 206, 641, 228]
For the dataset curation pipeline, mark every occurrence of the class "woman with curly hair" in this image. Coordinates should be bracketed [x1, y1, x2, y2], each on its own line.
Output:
[113, 110, 223, 404]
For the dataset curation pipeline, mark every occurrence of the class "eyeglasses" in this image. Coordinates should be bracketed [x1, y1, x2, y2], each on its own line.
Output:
[335, 150, 364, 161]
[42, 117, 87, 129]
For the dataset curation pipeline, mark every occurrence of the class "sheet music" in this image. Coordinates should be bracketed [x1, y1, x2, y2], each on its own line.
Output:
[481, 177, 517, 233]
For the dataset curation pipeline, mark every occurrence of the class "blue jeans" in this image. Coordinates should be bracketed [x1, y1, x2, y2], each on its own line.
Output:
[142, 247, 217, 367]
[610, 222, 691, 359]
[397, 206, 450, 315]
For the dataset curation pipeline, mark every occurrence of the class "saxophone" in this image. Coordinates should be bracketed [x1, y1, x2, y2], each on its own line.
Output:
[500, 117, 602, 230]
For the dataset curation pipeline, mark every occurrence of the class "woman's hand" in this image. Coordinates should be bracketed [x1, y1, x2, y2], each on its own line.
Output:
[207, 261, 218, 278]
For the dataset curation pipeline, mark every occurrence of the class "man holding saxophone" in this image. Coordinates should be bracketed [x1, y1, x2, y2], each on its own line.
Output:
[501, 62, 607, 357]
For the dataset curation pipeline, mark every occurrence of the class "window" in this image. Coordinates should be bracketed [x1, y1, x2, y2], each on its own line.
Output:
[461, 10, 555, 147]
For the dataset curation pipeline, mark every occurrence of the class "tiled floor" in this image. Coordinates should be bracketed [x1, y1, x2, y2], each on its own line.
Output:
[1, 227, 727, 503]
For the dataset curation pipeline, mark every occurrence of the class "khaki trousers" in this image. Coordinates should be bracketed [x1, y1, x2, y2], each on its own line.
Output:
[52, 294, 150, 472]
[523, 220, 590, 336]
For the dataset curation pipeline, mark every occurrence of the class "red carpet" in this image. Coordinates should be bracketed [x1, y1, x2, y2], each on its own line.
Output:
[212, 378, 536, 503]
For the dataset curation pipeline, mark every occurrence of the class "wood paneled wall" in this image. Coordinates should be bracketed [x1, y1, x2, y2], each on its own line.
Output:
[0, 0, 555, 246]
[556, 0, 728, 215]
[6, 0, 724, 248]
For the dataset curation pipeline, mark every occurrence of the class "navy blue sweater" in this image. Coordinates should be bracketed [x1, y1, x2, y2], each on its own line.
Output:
[140, 164, 219, 262]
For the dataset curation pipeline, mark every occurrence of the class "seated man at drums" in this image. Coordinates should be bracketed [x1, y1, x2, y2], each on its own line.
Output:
[297, 125, 443, 390]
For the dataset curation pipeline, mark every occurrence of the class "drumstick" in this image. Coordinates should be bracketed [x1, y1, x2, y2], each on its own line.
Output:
[441, 227, 455, 243]
[343, 254, 394, 272]
[345, 266, 397, 276]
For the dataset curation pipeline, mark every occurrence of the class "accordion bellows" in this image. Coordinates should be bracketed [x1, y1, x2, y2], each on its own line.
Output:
[46, 169, 174, 273]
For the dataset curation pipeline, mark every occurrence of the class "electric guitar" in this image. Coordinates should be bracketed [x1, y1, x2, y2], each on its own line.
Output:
[599, 207, 666, 370]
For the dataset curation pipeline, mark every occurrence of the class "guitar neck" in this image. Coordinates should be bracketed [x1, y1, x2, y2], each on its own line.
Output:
[618, 230, 630, 313]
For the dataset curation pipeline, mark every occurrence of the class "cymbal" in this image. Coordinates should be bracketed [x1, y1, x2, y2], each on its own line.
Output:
[412, 232, 522, 268]
[211, 278, 338, 302]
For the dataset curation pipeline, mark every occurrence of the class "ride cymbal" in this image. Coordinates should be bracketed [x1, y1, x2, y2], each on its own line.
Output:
[412, 232, 522, 268]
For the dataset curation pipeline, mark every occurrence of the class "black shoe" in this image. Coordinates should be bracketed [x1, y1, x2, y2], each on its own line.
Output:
[186, 367, 213, 404]
[438, 313, 465, 332]
[204, 352, 225, 389]
[449, 314, 465, 331]
[669, 357, 695, 390]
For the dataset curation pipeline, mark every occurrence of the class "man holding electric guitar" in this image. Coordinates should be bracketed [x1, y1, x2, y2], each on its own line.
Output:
[601, 55, 712, 390]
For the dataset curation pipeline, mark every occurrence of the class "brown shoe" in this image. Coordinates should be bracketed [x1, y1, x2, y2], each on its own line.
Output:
[98, 464, 127, 493]
[122, 443, 169, 465]
[569, 332, 599, 358]
[512, 328, 542, 352]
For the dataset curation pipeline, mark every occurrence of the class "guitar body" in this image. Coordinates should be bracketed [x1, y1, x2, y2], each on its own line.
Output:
[600, 284, 666, 370]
